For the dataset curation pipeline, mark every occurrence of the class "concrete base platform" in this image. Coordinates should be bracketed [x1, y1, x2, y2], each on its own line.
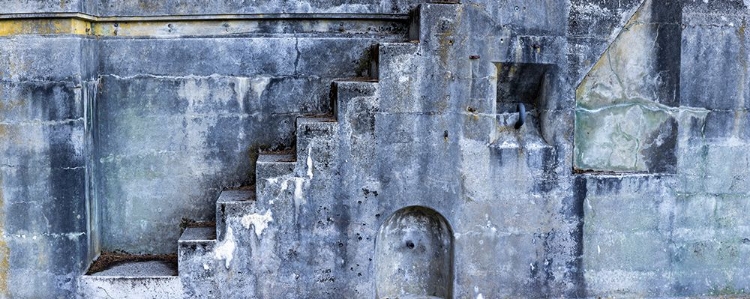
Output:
[79, 261, 182, 298]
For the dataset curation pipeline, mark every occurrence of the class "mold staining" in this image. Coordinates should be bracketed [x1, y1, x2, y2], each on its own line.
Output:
[375, 206, 453, 299]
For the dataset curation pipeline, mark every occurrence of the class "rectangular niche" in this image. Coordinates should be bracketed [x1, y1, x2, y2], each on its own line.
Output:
[492, 62, 556, 146]
[495, 62, 554, 114]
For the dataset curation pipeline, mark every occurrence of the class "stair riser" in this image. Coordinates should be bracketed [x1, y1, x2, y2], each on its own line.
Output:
[178, 240, 220, 298]
[78, 277, 182, 299]
[256, 160, 295, 179]
[334, 81, 379, 128]
[296, 120, 339, 179]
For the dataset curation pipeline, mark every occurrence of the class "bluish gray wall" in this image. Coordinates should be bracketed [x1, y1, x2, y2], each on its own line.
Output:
[3, 0, 750, 297]
[0, 36, 97, 297]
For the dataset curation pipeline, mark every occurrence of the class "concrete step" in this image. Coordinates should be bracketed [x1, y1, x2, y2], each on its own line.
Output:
[177, 226, 216, 270]
[178, 226, 216, 253]
[296, 116, 337, 138]
[295, 116, 339, 178]
[373, 42, 419, 83]
[78, 260, 182, 299]
[256, 152, 296, 180]
[332, 79, 379, 124]
[177, 227, 219, 298]
[215, 190, 256, 241]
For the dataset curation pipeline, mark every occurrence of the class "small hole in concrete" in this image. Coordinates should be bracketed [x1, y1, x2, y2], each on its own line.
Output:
[406, 240, 415, 249]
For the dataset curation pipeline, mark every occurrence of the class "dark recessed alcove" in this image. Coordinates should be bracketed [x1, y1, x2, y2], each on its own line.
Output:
[495, 62, 554, 114]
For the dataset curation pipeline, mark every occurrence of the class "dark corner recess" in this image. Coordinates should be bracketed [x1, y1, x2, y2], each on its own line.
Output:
[495, 62, 554, 114]
[86, 252, 178, 275]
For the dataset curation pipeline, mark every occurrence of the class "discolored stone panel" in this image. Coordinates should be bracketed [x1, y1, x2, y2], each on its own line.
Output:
[574, 0, 681, 173]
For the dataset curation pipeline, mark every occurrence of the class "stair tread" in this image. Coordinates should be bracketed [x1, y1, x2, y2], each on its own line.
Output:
[333, 78, 378, 83]
[257, 152, 296, 163]
[297, 116, 337, 123]
[86, 260, 177, 277]
[216, 189, 256, 203]
[179, 227, 216, 242]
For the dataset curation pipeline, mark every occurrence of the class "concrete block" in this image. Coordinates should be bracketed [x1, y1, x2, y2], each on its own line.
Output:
[295, 116, 339, 178]
[0, 0, 84, 14]
[89, 0, 423, 16]
[703, 144, 750, 194]
[215, 190, 257, 241]
[673, 194, 718, 240]
[0, 81, 83, 123]
[681, 18, 745, 110]
[568, 0, 643, 37]
[585, 231, 670, 272]
[584, 269, 670, 298]
[256, 153, 295, 180]
[0, 37, 85, 81]
[703, 110, 736, 140]
[333, 80, 379, 128]
[476, 0, 567, 36]
[178, 227, 219, 298]
[78, 276, 182, 298]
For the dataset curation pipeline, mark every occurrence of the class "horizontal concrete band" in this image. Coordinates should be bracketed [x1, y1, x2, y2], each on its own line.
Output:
[0, 13, 410, 37]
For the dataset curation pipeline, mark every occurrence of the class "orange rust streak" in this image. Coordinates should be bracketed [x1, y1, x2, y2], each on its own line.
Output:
[0, 167, 8, 297]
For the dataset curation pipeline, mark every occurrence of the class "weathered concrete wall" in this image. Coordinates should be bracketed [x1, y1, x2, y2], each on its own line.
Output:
[1, 0, 424, 15]
[96, 32, 408, 254]
[579, 0, 750, 297]
[0, 0, 86, 14]
[184, 2, 576, 297]
[575, 0, 682, 172]
[86, 0, 425, 16]
[0, 36, 97, 297]
[2, 0, 750, 298]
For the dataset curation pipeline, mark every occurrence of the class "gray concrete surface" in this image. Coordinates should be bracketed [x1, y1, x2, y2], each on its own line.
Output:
[91, 261, 176, 277]
[0, 0, 749, 298]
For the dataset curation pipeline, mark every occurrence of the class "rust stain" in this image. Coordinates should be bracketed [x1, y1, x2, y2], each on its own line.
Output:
[0, 171, 8, 297]
[0, 19, 90, 36]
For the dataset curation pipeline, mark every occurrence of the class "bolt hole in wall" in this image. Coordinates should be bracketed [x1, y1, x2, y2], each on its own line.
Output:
[375, 206, 453, 299]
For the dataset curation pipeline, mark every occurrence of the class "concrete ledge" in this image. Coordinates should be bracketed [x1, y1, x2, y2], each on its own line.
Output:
[0, 13, 410, 38]
[79, 261, 182, 299]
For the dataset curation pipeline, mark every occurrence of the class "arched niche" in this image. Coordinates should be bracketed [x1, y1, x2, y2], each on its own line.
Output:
[375, 206, 454, 299]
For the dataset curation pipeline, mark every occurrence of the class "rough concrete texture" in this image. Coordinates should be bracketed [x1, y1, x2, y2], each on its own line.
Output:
[1, 0, 426, 15]
[91, 260, 176, 276]
[79, 262, 182, 299]
[0, 37, 96, 298]
[0, 0, 749, 298]
[575, 0, 683, 172]
[182, 4, 577, 298]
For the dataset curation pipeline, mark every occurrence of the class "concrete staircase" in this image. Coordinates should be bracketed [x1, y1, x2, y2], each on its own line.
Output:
[78, 20, 408, 299]
[77, 3, 505, 297]
[175, 78, 380, 297]
[75, 2, 556, 293]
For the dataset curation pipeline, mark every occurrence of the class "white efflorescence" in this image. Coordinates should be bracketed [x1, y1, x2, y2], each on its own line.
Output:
[214, 226, 237, 269]
[307, 146, 314, 179]
[241, 209, 274, 237]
